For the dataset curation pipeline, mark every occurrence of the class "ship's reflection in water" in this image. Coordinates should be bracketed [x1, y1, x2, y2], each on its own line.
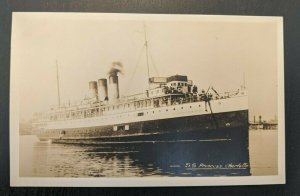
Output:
[20, 135, 250, 177]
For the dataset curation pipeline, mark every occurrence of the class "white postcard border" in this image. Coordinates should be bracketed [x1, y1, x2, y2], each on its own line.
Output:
[10, 13, 285, 187]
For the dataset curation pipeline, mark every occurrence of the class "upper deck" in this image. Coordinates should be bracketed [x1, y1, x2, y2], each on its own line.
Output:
[33, 85, 247, 123]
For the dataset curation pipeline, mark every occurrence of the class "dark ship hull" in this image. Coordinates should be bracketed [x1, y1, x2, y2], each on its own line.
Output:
[46, 110, 250, 176]
[38, 110, 248, 144]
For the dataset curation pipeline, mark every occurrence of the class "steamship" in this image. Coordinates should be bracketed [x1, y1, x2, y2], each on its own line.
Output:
[32, 69, 248, 144]
[31, 27, 249, 144]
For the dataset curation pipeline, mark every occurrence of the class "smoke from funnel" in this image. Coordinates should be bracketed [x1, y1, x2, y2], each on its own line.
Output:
[108, 61, 124, 77]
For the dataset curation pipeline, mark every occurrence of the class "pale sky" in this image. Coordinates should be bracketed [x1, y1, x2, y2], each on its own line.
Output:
[11, 13, 282, 122]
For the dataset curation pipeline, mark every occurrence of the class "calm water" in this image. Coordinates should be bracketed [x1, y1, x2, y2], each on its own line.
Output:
[249, 129, 278, 176]
[19, 130, 277, 177]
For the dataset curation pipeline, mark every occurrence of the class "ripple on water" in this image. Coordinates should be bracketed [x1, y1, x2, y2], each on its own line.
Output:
[19, 132, 276, 177]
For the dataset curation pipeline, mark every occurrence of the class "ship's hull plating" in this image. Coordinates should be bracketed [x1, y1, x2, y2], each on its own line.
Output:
[37, 110, 248, 144]
[37, 110, 250, 176]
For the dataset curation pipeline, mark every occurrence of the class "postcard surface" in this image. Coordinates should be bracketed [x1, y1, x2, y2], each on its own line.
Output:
[10, 13, 285, 186]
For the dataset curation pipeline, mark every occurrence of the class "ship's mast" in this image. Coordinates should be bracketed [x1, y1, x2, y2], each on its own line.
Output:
[143, 23, 150, 89]
[56, 60, 61, 107]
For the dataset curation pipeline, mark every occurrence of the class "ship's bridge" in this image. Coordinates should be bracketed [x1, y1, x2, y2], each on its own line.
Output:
[148, 75, 194, 96]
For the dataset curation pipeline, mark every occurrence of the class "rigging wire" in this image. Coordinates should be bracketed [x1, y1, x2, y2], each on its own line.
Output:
[148, 47, 160, 77]
[124, 46, 146, 95]
[124, 23, 160, 95]
[144, 23, 150, 83]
